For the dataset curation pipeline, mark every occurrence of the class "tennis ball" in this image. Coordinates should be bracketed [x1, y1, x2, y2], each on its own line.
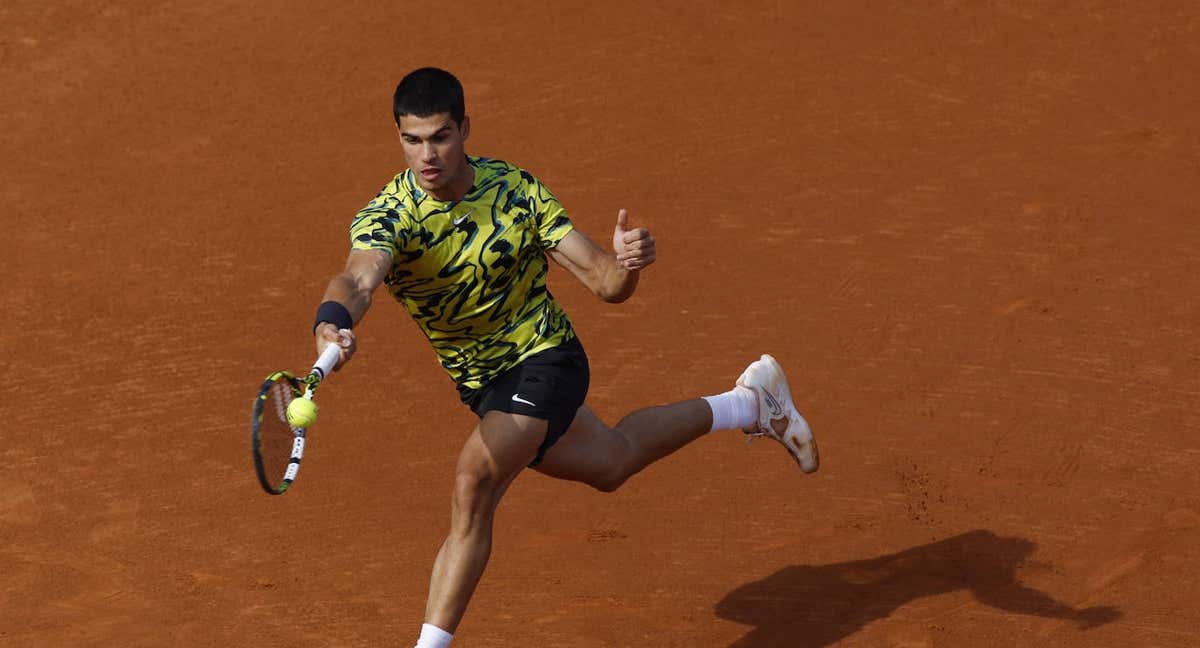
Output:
[286, 398, 318, 428]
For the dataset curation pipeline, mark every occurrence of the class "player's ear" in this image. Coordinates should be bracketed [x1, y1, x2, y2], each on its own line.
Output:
[459, 115, 470, 141]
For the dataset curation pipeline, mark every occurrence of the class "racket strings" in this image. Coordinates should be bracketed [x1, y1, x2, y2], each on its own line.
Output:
[259, 377, 300, 485]
[269, 380, 293, 425]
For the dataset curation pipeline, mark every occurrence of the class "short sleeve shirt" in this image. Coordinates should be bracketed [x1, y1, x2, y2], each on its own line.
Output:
[349, 156, 576, 389]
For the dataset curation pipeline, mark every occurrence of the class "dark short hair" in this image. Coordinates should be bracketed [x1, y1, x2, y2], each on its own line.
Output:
[392, 67, 465, 126]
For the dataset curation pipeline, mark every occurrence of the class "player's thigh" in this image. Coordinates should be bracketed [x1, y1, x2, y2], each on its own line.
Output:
[458, 410, 549, 483]
[532, 404, 625, 482]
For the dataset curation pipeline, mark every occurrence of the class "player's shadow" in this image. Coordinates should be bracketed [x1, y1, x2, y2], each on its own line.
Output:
[715, 529, 1120, 648]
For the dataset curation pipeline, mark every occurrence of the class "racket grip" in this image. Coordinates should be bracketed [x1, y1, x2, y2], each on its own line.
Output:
[313, 342, 342, 380]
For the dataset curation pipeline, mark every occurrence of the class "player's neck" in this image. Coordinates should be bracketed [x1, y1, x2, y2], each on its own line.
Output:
[426, 156, 475, 202]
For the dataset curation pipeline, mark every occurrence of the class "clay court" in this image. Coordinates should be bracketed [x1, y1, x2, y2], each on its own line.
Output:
[4, 2, 1200, 646]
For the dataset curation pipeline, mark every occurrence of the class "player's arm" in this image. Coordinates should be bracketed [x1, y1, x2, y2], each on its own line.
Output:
[313, 248, 392, 367]
[548, 209, 655, 303]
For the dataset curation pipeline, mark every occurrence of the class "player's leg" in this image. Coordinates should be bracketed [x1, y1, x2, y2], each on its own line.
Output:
[533, 401, 710, 491]
[535, 354, 818, 490]
[421, 411, 547, 638]
[416, 339, 593, 647]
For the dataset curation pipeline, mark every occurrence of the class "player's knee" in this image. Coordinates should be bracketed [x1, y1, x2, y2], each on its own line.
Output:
[452, 469, 497, 516]
[591, 470, 629, 493]
[589, 433, 636, 493]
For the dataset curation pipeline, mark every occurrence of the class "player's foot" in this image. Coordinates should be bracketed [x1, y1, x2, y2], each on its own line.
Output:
[736, 354, 819, 473]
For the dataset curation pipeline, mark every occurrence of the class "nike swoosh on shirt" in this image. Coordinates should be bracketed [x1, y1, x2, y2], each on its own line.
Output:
[511, 394, 537, 407]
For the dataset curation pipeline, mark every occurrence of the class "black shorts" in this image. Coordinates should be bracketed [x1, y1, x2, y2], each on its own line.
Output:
[456, 336, 590, 466]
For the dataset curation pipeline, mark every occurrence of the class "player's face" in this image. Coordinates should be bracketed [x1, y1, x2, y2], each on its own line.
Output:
[397, 113, 471, 199]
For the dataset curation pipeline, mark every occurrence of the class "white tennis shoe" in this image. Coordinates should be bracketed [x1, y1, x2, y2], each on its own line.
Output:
[736, 354, 820, 473]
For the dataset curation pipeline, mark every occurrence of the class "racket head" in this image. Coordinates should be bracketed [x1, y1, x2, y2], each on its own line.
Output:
[250, 371, 307, 495]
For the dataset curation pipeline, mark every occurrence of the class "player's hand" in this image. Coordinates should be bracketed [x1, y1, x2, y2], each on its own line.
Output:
[612, 209, 656, 271]
[315, 323, 356, 370]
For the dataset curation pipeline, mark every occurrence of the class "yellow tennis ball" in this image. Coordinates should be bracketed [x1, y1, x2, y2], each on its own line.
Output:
[286, 398, 318, 428]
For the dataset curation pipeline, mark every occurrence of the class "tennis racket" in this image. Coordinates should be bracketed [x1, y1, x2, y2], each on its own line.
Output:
[250, 343, 342, 495]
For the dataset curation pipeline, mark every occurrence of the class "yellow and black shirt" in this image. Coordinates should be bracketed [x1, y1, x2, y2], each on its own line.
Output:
[350, 156, 576, 389]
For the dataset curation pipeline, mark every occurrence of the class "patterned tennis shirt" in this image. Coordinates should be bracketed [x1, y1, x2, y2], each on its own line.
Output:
[350, 156, 576, 389]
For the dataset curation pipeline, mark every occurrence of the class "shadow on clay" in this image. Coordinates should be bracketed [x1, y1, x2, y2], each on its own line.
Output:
[714, 529, 1120, 648]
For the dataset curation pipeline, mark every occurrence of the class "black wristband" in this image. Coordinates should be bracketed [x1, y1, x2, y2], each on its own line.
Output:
[313, 301, 353, 334]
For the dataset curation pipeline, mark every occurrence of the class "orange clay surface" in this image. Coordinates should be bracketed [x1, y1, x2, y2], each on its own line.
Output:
[4, 3, 1200, 647]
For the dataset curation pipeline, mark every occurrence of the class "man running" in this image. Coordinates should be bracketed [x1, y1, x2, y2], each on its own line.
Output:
[309, 67, 819, 648]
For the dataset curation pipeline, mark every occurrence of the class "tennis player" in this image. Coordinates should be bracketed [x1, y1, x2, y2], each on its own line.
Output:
[310, 67, 819, 648]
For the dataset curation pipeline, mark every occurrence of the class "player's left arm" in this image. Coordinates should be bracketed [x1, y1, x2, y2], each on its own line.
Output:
[547, 209, 655, 303]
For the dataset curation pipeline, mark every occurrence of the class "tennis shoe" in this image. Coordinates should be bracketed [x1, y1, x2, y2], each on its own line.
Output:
[736, 354, 819, 473]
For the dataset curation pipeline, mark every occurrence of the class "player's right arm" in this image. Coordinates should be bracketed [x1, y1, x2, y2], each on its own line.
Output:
[314, 248, 392, 368]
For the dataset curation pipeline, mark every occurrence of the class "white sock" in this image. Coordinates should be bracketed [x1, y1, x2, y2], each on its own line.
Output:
[702, 386, 758, 432]
[414, 623, 452, 648]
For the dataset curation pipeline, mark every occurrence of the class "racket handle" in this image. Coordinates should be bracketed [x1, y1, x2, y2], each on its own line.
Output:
[313, 342, 342, 380]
